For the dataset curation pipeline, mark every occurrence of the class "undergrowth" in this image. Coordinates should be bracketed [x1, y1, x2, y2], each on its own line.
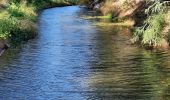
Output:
[0, 0, 79, 43]
[0, 1, 37, 43]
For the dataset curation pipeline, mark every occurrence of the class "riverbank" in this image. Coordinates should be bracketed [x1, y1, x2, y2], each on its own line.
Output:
[86, 0, 170, 49]
[0, 0, 79, 55]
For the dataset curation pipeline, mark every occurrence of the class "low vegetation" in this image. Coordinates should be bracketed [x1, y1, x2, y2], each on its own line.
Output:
[0, 1, 37, 43]
[86, 0, 170, 49]
[0, 0, 79, 44]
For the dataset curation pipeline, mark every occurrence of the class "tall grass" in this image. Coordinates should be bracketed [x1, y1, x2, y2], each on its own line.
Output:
[7, 2, 36, 21]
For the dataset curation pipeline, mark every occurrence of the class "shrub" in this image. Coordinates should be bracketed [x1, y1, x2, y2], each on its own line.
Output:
[0, 1, 37, 41]
[142, 13, 165, 46]
[0, 17, 18, 39]
[132, 0, 169, 47]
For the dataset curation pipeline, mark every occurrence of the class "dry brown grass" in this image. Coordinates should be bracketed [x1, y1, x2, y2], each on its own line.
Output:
[100, 0, 119, 15]
[99, 0, 146, 18]
[94, 19, 135, 27]
[19, 19, 37, 33]
[0, 0, 9, 5]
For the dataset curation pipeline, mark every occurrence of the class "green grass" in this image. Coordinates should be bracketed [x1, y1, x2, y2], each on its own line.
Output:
[7, 2, 36, 21]
[0, 17, 17, 39]
[0, 0, 80, 43]
[0, 1, 37, 42]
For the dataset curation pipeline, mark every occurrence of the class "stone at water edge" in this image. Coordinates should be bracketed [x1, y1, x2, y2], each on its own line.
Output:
[0, 39, 10, 56]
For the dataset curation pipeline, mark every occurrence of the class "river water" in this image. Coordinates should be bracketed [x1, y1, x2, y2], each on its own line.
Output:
[0, 6, 170, 100]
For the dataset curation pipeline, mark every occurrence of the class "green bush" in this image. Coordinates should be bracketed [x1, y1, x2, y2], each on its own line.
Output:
[0, 18, 17, 39]
[142, 13, 165, 46]
[0, 1, 37, 41]
[0, 17, 36, 42]
[132, 0, 168, 47]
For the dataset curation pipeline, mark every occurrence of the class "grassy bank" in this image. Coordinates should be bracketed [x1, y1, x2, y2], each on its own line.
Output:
[86, 0, 170, 49]
[0, 1, 37, 43]
[0, 0, 79, 45]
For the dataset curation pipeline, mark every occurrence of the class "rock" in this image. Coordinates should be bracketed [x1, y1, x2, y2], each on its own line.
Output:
[94, 3, 102, 9]
[0, 39, 5, 48]
[0, 39, 10, 56]
[0, 39, 10, 50]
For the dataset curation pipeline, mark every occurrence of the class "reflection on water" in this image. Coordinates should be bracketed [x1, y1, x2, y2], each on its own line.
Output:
[87, 26, 170, 100]
[0, 6, 170, 100]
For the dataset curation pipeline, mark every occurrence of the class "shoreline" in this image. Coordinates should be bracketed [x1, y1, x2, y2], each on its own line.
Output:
[0, 1, 77, 56]
[86, 0, 170, 49]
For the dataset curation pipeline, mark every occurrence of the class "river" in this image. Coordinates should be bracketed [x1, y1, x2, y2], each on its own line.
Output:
[0, 6, 170, 100]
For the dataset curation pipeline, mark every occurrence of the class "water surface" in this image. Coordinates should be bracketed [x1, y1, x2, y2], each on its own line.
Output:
[0, 6, 170, 100]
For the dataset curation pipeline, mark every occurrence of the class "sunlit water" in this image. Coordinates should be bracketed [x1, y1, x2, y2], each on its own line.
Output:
[0, 6, 170, 100]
